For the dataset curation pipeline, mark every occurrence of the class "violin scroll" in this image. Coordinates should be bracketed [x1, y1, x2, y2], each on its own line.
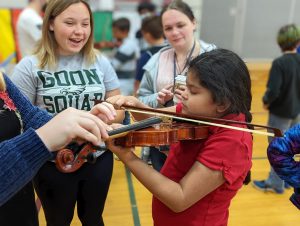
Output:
[55, 117, 164, 173]
[55, 143, 97, 173]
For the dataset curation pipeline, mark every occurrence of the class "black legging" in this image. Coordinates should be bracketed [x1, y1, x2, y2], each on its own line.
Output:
[34, 151, 113, 226]
[0, 182, 39, 226]
[150, 146, 167, 172]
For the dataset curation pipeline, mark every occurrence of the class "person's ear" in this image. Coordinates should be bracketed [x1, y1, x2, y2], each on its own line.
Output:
[49, 21, 54, 31]
[142, 32, 151, 42]
[192, 19, 197, 32]
[216, 102, 230, 114]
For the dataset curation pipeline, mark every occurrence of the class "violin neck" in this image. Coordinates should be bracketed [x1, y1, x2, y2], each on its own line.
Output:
[108, 117, 162, 137]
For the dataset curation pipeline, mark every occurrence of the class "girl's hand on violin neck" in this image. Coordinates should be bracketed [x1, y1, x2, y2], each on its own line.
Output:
[105, 139, 134, 159]
[105, 123, 135, 160]
[105, 139, 134, 161]
[90, 101, 117, 123]
[106, 95, 146, 108]
[36, 107, 111, 152]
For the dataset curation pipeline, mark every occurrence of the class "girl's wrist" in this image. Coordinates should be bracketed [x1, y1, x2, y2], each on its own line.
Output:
[118, 149, 137, 162]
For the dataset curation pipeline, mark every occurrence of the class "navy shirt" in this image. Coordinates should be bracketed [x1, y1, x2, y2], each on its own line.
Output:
[135, 45, 166, 82]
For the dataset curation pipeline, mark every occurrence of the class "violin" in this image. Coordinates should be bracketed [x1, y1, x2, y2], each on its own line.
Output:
[55, 101, 283, 173]
[114, 121, 208, 147]
[55, 117, 208, 173]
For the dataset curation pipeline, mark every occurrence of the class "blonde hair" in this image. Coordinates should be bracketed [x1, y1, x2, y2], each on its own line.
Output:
[0, 72, 6, 91]
[34, 0, 97, 69]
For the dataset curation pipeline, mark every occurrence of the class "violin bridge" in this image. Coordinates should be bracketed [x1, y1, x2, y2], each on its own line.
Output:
[161, 116, 172, 123]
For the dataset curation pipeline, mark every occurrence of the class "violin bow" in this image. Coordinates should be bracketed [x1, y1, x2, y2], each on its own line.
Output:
[115, 104, 283, 137]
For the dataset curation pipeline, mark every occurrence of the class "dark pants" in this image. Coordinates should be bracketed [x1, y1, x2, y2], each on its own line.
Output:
[0, 182, 38, 226]
[150, 146, 167, 172]
[34, 151, 113, 226]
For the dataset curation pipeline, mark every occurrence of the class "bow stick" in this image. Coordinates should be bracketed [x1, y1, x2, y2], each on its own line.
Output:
[106, 102, 283, 137]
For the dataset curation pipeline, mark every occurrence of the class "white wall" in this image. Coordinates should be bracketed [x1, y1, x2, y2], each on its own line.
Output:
[200, 0, 300, 59]
[0, 0, 26, 8]
[185, 0, 203, 39]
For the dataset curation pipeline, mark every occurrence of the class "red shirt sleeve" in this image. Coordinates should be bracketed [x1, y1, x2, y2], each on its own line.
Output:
[197, 128, 252, 186]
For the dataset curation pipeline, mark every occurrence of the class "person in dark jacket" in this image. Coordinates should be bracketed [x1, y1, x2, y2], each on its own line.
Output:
[253, 24, 300, 194]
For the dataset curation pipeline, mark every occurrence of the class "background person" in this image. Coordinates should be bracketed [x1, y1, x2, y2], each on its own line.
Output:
[109, 17, 139, 126]
[134, 15, 166, 95]
[134, 15, 167, 164]
[137, 0, 216, 171]
[136, 1, 157, 51]
[17, 0, 47, 58]
[252, 24, 300, 194]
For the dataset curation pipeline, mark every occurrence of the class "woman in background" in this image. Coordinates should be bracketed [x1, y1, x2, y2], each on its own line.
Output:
[137, 0, 216, 171]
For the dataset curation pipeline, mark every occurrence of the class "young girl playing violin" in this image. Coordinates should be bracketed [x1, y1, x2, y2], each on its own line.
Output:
[106, 48, 253, 226]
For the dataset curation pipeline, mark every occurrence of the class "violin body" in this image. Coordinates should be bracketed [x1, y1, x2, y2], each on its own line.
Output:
[115, 123, 208, 147]
[55, 120, 208, 173]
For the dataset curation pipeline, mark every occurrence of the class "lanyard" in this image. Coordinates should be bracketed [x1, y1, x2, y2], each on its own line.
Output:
[173, 39, 196, 85]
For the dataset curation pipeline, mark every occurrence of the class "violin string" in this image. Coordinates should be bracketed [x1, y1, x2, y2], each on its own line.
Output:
[126, 108, 276, 137]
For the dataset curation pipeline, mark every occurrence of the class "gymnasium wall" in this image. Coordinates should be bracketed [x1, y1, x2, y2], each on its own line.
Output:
[200, 0, 300, 60]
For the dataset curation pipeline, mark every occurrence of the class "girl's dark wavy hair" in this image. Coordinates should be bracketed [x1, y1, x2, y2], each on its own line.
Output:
[189, 48, 252, 125]
[189, 48, 253, 184]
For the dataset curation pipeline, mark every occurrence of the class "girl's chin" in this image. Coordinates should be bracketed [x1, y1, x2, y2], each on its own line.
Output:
[172, 39, 184, 46]
[60, 48, 82, 55]
[172, 41, 183, 47]
[69, 45, 84, 51]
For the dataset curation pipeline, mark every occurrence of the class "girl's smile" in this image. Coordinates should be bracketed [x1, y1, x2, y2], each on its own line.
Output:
[49, 2, 91, 56]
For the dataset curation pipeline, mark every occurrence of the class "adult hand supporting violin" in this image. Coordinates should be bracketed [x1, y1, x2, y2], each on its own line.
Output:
[43, 102, 116, 152]
[106, 95, 176, 121]
[106, 94, 147, 109]
[90, 101, 118, 123]
[36, 107, 112, 152]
